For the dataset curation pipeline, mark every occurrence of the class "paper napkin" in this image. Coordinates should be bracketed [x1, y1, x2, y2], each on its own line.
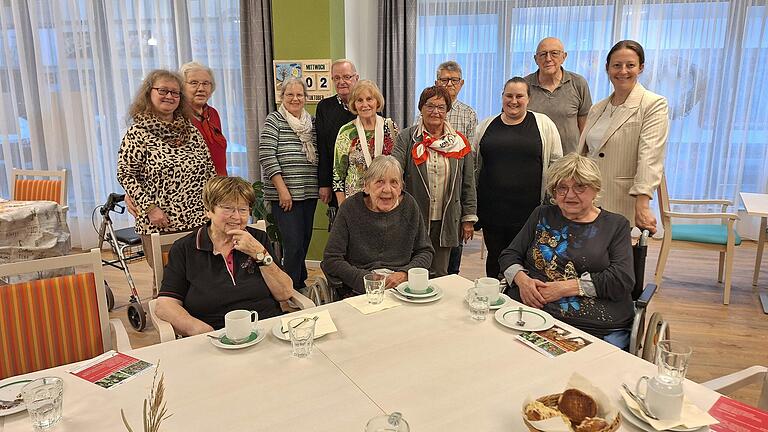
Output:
[620, 386, 718, 430]
[343, 294, 401, 315]
[280, 309, 338, 337]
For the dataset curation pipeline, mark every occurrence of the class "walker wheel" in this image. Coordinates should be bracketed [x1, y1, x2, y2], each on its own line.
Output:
[127, 302, 147, 331]
[104, 281, 115, 311]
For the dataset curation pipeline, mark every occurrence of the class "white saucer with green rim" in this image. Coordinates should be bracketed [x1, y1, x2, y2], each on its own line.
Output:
[488, 293, 512, 310]
[0, 378, 33, 416]
[208, 327, 265, 350]
[394, 281, 439, 298]
[494, 306, 554, 332]
[390, 287, 443, 304]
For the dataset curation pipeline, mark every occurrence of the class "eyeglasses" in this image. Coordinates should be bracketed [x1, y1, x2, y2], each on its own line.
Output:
[152, 87, 181, 98]
[284, 93, 305, 100]
[218, 205, 251, 216]
[332, 74, 357, 82]
[536, 50, 563, 59]
[437, 77, 462, 86]
[424, 103, 448, 113]
[187, 80, 213, 88]
[554, 184, 589, 196]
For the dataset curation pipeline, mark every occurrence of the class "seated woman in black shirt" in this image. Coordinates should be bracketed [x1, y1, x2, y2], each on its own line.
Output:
[499, 153, 635, 348]
[156, 176, 295, 336]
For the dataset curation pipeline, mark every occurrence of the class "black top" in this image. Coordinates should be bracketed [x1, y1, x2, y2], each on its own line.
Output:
[159, 223, 282, 329]
[316, 95, 356, 189]
[477, 114, 543, 227]
[499, 205, 635, 337]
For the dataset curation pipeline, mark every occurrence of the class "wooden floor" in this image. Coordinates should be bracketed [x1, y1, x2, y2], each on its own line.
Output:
[101, 233, 768, 405]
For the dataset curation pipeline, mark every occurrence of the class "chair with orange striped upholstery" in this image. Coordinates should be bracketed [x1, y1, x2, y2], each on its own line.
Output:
[0, 249, 131, 379]
[11, 168, 67, 206]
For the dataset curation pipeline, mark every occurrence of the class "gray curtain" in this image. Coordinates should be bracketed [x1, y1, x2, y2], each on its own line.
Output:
[377, 0, 418, 130]
[240, 0, 275, 181]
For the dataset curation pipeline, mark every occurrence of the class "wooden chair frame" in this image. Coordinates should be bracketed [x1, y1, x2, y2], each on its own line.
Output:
[11, 168, 68, 206]
[148, 224, 315, 343]
[0, 248, 131, 353]
[654, 175, 739, 304]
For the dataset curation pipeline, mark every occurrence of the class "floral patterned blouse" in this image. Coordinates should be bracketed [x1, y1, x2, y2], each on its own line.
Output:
[332, 118, 399, 196]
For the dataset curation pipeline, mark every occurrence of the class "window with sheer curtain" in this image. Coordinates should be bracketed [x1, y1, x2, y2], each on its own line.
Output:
[416, 0, 768, 235]
[0, 0, 244, 247]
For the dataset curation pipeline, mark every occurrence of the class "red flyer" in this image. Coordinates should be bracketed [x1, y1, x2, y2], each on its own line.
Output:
[69, 350, 153, 389]
[709, 396, 768, 432]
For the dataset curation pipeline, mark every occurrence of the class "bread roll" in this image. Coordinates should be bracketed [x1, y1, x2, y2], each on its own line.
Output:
[557, 389, 598, 425]
[575, 417, 609, 432]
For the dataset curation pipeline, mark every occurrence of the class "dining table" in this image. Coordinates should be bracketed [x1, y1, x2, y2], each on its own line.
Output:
[739, 192, 768, 314]
[0, 275, 728, 431]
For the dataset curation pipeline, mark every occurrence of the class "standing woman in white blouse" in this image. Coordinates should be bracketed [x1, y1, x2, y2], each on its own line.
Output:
[577, 40, 669, 234]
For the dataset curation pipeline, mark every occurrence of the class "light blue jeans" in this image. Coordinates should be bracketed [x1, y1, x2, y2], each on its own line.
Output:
[603, 329, 631, 350]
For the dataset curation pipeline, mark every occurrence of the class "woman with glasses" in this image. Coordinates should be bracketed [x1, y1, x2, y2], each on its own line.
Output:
[181, 61, 228, 176]
[499, 154, 635, 348]
[474, 77, 563, 278]
[156, 177, 296, 336]
[259, 78, 318, 291]
[392, 86, 476, 277]
[577, 40, 669, 235]
[332, 80, 399, 204]
[117, 69, 216, 294]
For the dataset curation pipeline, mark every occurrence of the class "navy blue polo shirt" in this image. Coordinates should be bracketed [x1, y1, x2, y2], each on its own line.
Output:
[158, 223, 283, 329]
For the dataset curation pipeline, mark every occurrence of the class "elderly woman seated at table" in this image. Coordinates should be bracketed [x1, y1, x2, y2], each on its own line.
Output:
[499, 153, 635, 348]
[322, 155, 434, 297]
[155, 176, 296, 336]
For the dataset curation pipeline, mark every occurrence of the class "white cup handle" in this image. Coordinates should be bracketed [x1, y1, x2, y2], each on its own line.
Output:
[635, 375, 650, 400]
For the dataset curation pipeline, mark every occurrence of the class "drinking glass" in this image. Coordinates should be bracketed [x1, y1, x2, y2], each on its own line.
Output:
[364, 272, 386, 304]
[656, 340, 692, 387]
[365, 412, 410, 432]
[469, 293, 490, 321]
[289, 317, 316, 358]
[22, 377, 63, 431]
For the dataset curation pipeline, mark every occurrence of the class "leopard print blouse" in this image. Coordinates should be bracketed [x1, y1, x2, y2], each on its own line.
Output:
[117, 113, 216, 235]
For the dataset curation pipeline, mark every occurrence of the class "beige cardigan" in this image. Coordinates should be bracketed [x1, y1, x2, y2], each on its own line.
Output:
[577, 82, 669, 226]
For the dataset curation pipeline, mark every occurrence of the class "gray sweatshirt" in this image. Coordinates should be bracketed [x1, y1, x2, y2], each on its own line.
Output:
[321, 191, 434, 294]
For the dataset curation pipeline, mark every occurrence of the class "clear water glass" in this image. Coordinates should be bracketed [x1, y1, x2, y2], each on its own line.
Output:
[655, 340, 692, 388]
[22, 377, 63, 431]
[289, 317, 316, 358]
[364, 272, 386, 304]
[469, 294, 490, 321]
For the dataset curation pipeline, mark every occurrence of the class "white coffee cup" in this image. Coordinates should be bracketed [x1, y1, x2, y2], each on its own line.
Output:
[407, 268, 429, 293]
[225, 310, 258, 343]
[635, 375, 684, 420]
[475, 277, 501, 304]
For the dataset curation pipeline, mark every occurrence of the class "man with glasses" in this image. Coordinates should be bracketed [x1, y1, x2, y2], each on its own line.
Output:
[316, 59, 360, 209]
[524, 37, 592, 154]
[435, 61, 478, 275]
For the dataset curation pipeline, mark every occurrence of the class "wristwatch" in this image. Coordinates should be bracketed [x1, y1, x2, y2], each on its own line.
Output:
[255, 250, 273, 266]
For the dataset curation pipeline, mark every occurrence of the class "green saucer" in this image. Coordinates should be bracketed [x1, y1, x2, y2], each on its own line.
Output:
[404, 286, 434, 295]
[220, 331, 259, 345]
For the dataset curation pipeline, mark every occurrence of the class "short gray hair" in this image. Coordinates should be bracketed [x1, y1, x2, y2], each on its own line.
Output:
[280, 77, 308, 99]
[180, 61, 216, 93]
[545, 153, 602, 198]
[363, 155, 403, 188]
[331, 58, 357, 74]
[436, 60, 462, 79]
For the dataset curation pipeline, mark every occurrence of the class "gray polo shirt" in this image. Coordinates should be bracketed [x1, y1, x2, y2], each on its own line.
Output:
[525, 68, 592, 154]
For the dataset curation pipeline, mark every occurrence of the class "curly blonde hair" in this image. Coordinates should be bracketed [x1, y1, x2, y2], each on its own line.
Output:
[128, 69, 191, 122]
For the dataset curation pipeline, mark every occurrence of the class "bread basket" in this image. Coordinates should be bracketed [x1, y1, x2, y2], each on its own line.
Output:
[523, 393, 621, 432]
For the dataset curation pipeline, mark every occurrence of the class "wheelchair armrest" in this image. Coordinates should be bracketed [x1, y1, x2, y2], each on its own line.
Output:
[636, 283, 658, 308]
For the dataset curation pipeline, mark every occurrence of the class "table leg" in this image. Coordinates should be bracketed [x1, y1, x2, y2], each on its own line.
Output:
[757, 217, 768, 314]
[754, 217, 767, 286]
